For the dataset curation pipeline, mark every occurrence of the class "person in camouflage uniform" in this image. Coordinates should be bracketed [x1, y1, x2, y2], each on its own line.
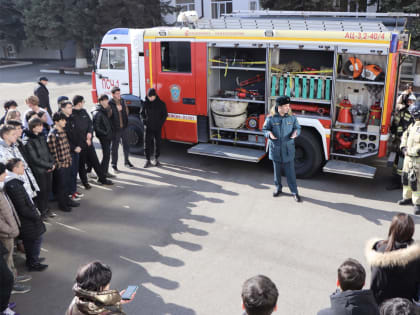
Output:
[398, 97, 420, 215]
[387, 94, 416, 190]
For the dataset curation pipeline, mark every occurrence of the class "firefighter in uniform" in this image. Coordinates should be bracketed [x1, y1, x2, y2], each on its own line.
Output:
[398, 98, 420, 215]
[387, 94, 416, 190]
[263, 96, 302, 202]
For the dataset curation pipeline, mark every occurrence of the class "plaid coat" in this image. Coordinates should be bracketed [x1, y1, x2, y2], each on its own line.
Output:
[47, 127, 72, 169]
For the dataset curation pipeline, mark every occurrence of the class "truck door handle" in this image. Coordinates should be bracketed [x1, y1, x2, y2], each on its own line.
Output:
[121, 83, 129, 85]
[98, 74, 108, 79]
[183, 98, 196, 105]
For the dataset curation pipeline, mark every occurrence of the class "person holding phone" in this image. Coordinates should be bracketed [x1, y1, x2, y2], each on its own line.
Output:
[263, 96, 302, 202]
[66, 261, 136, 315]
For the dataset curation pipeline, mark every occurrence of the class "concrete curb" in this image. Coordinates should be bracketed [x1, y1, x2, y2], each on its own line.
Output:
[40, 68, 91, 76]
[0, 61, 33, 69]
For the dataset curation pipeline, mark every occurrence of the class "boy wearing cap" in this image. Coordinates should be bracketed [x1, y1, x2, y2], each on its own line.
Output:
[263, 96, 302, 202]
[34, 77, 52, 116]
[141, 88, 168, 168]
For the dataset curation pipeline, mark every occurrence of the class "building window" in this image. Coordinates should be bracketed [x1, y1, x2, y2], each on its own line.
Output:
[211, 0, 233, 19]
[249, 1, 257, 10]
[176, 0, 195, 12]
[161, 42, 191, 73]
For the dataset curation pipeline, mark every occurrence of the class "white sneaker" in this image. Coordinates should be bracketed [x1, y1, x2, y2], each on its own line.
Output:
[69, 194, 81, 201]
[87, 172, 98, 179]
[2, 307, 17, 315]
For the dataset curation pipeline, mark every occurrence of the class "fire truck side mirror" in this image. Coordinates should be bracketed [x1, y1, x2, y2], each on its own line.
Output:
[91, 48, 99, 72]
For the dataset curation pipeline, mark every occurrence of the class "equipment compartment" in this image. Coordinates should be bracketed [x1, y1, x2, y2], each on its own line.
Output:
[207, 46, 267, 147]
[269, 49, 334, 118]
[331, 53, 387, 158]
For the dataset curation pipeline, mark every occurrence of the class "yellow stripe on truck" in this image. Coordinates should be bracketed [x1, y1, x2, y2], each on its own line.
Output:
[167, 114, 197, 124]
[149, 41, 153, 88]
[145, 35, 389, 45]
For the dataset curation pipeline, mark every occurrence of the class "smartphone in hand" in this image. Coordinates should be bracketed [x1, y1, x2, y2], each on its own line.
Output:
[121, 285, 138, 300]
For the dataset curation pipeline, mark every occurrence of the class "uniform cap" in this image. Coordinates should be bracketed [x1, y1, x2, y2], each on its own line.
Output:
[276, 96, 290, 106]
[39, 76, 48, 82]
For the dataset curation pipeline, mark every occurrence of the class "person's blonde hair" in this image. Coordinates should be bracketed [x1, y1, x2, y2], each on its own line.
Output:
[26, 95, 39, 106]
[5, 109, 21, 122]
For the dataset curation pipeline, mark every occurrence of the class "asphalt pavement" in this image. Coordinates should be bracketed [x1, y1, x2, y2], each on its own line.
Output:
[0, 63, 415, 315]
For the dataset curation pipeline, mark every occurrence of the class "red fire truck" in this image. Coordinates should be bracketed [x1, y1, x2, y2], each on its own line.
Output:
[91, 11, 418, 178]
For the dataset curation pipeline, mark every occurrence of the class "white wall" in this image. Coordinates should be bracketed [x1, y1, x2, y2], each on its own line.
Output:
[166, 0, 260, 22]
[0, 40, 75, 60]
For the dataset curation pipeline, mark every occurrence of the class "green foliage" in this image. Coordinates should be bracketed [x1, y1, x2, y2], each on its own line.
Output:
[0, 0, 25, 43]
[95, 0, 175, 37]
[368, 0, 419, 49]
[19, 0, 68, 49]
[19, 0, 175, 53]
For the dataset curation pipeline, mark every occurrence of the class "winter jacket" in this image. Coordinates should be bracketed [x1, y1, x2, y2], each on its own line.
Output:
[317, 289, 379, 315]
[65, 285, 125, 315]
[262, 107, 301, 163]
[72, 108, 93, 148]
[4, 173, 45, 240]
[92, 105, 113, 140]
[23, 130, 54, 175]
[365, 238, 420, 305]
[0, 139, 39, 198]
[109, 98, 128, 131]
[140, 96, 168, 131]
[0, 190, 20, 239]
[64, 114, 87, 151]
[34, 82, 52, 115]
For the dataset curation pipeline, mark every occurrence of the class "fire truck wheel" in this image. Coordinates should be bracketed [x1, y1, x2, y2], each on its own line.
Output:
[294, 129, 323, 179]
[127, 115, 144, 155]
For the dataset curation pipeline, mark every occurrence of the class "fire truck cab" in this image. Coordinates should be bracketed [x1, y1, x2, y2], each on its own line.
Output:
[92, 11, 416, 178]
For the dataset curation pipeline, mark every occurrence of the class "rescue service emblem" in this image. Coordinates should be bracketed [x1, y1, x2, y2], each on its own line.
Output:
[170, 84, 181, 103]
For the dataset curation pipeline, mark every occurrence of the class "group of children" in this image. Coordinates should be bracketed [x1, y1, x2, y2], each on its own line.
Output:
[0, 92, 117, 315]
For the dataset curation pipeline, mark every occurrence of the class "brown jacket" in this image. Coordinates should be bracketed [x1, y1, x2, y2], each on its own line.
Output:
[66, 285, 125, 315]
[0, 190, 20, 239]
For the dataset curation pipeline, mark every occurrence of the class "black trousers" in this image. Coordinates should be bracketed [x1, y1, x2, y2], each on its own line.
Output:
[53, 166, 71, 209]
[79, 145, 106, 184]
[144, 128, 162, 161]
[0, 254, 13, 312]
[33, 171, 52, 214]
[111, 129, 130, 166]
[99, 137, 111, 175]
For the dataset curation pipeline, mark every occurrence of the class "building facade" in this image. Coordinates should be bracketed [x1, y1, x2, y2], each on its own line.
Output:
[166, 0, 260, 23]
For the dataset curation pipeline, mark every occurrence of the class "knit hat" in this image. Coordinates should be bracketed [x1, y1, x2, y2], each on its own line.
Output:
[276, 96, 290, 106]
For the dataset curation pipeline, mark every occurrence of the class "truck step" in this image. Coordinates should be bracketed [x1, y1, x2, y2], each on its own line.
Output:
[323, 160, 376, 179]
[188, 143, 266, 163]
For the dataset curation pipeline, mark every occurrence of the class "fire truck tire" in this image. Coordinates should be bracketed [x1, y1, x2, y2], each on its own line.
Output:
[127, 115, 144, 155]
[294, 129, 323, 178]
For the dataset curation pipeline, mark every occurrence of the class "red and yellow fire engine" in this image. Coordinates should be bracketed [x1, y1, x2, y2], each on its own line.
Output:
[92, 11, 418, 178]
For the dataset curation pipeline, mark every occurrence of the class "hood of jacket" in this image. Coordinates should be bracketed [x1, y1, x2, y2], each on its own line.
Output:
[365, 238, 420, 268]
[4, 172, 24, 185]
[72, 285, 123, 314]
[328, 289, 378, 315]
[0, 139, 11, 150]
[22, 130, 39, 144]
[92, 104, 109, 115]
[144, 95, 162, 106]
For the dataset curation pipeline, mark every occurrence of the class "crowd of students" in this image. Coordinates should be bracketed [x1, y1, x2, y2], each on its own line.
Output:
[0, 82, 145, 314]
